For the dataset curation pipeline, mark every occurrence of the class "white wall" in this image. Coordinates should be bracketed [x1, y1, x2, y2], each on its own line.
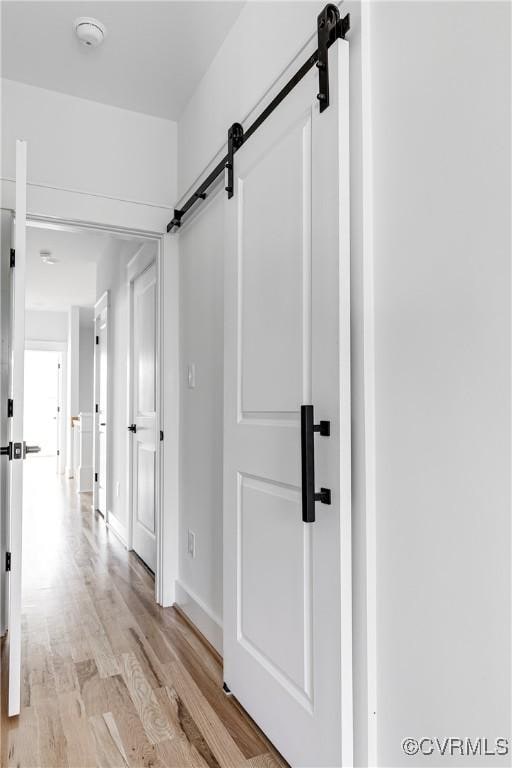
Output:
[78, 307, 94, 414]
[25, 309, 67, 343]
[178, 1, 321, 196]
[2, 78, 176, 207]
[1, 78, 177, 232]
[367, 3, 511, 765]
[66, 306, 80, 476]
[96, 239, 142, 539]
[178, 191, 224, 645]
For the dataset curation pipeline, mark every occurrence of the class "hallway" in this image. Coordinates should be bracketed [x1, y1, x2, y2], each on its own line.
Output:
[1, 459, 284, 768]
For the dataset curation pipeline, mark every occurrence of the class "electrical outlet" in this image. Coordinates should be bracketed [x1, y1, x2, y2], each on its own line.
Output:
[187, 529, 196, 558]
[187, 363, 196, 389]
[116, 481, 120, 498]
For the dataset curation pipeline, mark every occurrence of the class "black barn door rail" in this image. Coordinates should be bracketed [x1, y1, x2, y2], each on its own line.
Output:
[167, 3, 349, 233]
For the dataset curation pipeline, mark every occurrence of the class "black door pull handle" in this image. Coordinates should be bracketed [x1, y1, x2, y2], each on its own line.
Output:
[301, 405, 331, 523]
[128, 424, 137, 433]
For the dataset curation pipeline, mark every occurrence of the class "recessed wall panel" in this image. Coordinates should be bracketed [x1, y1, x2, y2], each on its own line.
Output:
[238, 474, 312, 701]
[137, 445, 155, 533]
[239, 115, 312, 418]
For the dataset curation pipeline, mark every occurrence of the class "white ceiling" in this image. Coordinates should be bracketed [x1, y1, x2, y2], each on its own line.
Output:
[26, 225, 120, 312]
[1, 1, 244, 120]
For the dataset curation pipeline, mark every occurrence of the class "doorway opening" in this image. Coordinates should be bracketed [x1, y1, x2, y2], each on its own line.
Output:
[21, 219, 162, 582]
[24, 345, 65, 473]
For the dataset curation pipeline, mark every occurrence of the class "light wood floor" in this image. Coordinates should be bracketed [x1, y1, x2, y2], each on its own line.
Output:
[1, 458, 286, 768]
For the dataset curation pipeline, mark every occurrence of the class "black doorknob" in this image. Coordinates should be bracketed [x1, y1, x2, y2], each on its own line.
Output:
[128, 424, 137, 433]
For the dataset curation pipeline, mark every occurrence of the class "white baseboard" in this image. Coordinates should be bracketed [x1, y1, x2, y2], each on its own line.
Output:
[106, 512, 128, 548]
[174, 579, 223, 655]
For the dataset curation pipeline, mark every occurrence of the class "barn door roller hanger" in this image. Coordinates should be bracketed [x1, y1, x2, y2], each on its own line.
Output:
[167, 3, 349, 232]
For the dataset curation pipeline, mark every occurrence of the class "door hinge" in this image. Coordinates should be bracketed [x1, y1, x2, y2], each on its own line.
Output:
[57, 406, 60, 413]
[7, 398, 13, 418]
[5, 552, 11, 572]
[96, 335, 99, 345]
[95, 403, 99, 413]
[94, 472, 98, 482]
[58, 363, 61, 369]
[57, 450, 60, 456]
[10, 248, 15, 268]
[160, 430, 164, 441]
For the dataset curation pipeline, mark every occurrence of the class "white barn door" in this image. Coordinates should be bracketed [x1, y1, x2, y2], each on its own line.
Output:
[223, 42, 351, 767]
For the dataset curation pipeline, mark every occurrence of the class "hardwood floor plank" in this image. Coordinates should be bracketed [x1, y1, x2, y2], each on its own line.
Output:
[58, 690, 97, 768]
[156, 736, 215, 768]
[119, 652, 174, 745]
[103, 712, 131, 765]
[159, 625, 268, 760]
[168, 608, 223, 682]
[164, 661, 248, 768]
[162, 685, 221, 768]
[28, 641, 57, 704]
[125, 625, 167, 690]
[101, 678, 157, 767]
[156, 737, 208, 768]
[52, 656, 78, 695]
[79, 666, 158, 767]
[4, 705, 39, 768]
[85, 628, 121, 679]
[89, 713, 130, 768]
[246, 753, 285, 768]
[35, 698, 68, 767]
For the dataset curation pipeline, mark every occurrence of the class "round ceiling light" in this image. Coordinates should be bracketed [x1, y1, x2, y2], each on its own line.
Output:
[74, 17, 107, 48]
[40, 250, 59, 265]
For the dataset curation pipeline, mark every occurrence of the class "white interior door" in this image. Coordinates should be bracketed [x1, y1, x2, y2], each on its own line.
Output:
[223, 42, 351, 767]
[7, 140, 28, 717]
[131, 262, 157, 571]
[96, 310, 108, 515]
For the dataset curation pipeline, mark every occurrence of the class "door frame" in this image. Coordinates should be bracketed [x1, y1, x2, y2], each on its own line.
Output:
[93, 290, 110, 521]
[21, 215, 175, 609]
[126, 246, 160, 576]
[24, 340, 67, 474]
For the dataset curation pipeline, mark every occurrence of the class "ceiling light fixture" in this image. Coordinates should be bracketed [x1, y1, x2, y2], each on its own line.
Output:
[40, 250, 59, 265]
[74, 17, 107, 48]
